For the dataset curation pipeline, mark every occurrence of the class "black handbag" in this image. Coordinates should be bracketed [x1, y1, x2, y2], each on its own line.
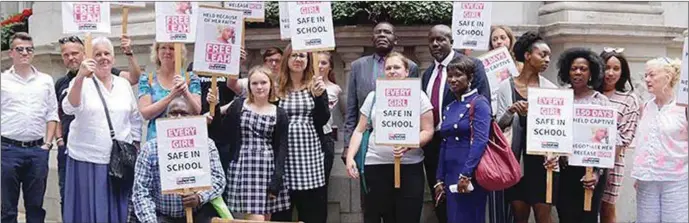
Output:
[91, 77, 138, 182]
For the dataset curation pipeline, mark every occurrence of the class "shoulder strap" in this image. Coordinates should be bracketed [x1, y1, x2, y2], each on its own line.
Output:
[469, 98, 476, 143]
[367, 93, 376, 127]
[92, 78, 116, 139]
[509, 77, 517, 103]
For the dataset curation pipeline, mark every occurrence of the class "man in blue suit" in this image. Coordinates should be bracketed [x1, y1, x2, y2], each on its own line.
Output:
[421, 24, 491, 223]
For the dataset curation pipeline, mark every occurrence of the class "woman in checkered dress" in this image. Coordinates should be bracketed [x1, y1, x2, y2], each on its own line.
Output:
[270, 44, 331, 223]
[214, 66, 290, 220]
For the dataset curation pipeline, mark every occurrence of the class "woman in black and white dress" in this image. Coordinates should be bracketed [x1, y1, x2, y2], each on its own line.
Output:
[213, 66, 290, 220]
[270, 44, 330, 223]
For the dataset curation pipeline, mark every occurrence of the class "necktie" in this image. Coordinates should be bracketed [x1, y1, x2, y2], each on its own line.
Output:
[431, 64, 443, 127]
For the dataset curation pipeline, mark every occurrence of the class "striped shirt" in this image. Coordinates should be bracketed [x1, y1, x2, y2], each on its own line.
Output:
[602, 91, 641, 202]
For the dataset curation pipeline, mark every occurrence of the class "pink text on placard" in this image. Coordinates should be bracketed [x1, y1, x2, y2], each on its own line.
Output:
[205, 43, 232, 64]
[73, 4, 101, 23]
[166, 15, 190, 33]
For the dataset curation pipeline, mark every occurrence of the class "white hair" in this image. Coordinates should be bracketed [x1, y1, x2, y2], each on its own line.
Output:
[91, 36, 114, 54]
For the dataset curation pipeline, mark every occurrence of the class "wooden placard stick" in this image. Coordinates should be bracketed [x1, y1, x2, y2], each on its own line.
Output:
[122, 7, 129, 35]
[184, 187, 193, 223]
[174, 43, 183, 78]
[545, 152, 553, 204]
[85, 32, 93, 59]
[583, 167, 593, 211]
[210, 73, 219, 116]
[394, 152, 401, 188]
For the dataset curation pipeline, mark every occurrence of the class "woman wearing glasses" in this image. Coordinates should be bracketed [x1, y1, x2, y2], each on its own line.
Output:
[632, 57, 687, 223]
[595, 48, 641, 223]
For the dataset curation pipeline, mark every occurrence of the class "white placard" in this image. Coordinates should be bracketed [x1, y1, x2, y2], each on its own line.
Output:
[155, 2, 199, 43]
[288, 2, 336, 52]
[111, 1, 146, 8]
[192, 6, 243, 76]
[677, 36, 688, 107]
[526, 88, 574, 155]
[374, 79, 422, 147]
[452, 2, 492, 50]
[477, 46, 520, 112]
[278, 2, 290, 40]
[156, 116, 211, 192]
[62, 2, 111, 34]
[223, 1, 265, 22]
[568, 105, 617, 169]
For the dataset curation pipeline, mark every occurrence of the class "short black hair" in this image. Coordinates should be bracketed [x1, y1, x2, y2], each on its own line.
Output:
[10, 32, 32, 47]
[447, 56, 476, 81]
[557, 47, 605, 90]
[513, 30, 544, 63]
[598, 51, 633, 92]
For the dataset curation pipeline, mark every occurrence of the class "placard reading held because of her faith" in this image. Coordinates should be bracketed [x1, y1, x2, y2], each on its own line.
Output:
[156, 116, 211, 192]
[192, 6, 243, 76]
[155, 2, 199, 43]
[374, 79, 422, 147]
[526, 88, 574, 155]
[287, 1, 335, 52]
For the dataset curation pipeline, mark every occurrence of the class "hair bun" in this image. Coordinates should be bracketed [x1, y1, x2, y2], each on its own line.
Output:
[513, 30, 543, 62]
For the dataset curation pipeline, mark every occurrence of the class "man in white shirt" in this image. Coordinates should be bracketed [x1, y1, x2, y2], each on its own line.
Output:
[1, 32, 59, 223]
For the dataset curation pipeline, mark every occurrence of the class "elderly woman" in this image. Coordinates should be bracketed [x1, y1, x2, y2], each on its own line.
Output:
[555, 48, 610, 223]
[62, 36, 142, 222]
[632, 57, 687, 223]
[135, 42, 201, 141]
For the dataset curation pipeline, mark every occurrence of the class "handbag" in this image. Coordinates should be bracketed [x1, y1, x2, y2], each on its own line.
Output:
[92, 77, 138, 182]
[469, 97, 521, 191]
[354, 94, 376, 194]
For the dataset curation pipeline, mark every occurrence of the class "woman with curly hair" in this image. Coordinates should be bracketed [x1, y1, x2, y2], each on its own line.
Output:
[495, 30, 558, 223]
[555, 47, 610, 223]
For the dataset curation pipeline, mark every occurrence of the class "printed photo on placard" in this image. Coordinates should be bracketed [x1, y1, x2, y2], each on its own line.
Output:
[155, 1, 199, 43]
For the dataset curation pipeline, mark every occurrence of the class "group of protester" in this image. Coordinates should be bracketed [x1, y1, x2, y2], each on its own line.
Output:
[1, 20, 686, 223]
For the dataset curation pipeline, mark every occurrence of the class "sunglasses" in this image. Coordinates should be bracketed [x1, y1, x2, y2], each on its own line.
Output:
[13, 46, 34, 53]
[603, 47, 625, 53]
[58, 36, 84, 45]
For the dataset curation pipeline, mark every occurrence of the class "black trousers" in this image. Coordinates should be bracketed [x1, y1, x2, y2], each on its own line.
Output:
[556, 167, 608, 223]
[271, 186, 328, 223]
[323, 133, 335, 184]
[363, 163, 425, 223]
[423, 135, 447, 223]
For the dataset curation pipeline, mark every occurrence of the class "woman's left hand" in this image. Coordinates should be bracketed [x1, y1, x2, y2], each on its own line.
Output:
[313, 75, 325, 96]
[581, 171, 599, 190]
[457, 176, 471, 193]
[393, 147, 410, 158]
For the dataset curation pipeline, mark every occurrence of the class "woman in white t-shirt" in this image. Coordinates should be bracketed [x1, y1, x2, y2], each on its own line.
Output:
[345, 52, 435, 223]
[316, 51, 344, 183]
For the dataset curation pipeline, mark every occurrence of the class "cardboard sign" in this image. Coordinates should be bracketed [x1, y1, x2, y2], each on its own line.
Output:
[477, 46, 520, 112]
[192, 6, 243, 76]
[374, 79, 422, 147]
[222, 1, 265, 22]
[569, 105, 617, 169]
[155, 2, 199, 43]
[62, 2, 111, 34]
[288, 1, 335, 52]
[526, 88, 574, 155]
[156, 116, 211, 193]
[677, 36, 688, 107]
[278, 2, 290, 40]
[452, 2, 492, 50]
[111, 1, 146, 8]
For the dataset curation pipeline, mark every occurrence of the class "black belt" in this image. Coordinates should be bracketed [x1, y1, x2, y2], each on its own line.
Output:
[1, 137, 44, 148]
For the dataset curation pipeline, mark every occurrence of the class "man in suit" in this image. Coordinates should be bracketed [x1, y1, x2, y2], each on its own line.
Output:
[421, 24, 491, 223]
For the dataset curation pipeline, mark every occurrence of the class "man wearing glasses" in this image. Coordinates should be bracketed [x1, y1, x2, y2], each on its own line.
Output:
[53, 35, 142, 216]
[1, 32, 59, 223]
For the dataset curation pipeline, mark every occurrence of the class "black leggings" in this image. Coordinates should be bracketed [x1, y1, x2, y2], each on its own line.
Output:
[556, 166, 608, 223]
[271, 186, 328, 223]
[363, 163, 425, 223]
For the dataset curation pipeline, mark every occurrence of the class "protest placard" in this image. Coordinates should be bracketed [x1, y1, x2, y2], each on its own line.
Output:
[677, 35, 688, 107]
[193, 6, 243, 76]
[569, 104, 617, 169]
[156, 116, 212, 193]
[526, 88, 574, 155]
[62, 2, 111, 34]
[452, 2, 492, 50]
[155, 2, 199, 43]
[111, 1, 146, 8]
[477, 46, 519, 111]
[288, 1, 335, 52]
[279, 2, 290, 40]
[222, 1, 264, 22]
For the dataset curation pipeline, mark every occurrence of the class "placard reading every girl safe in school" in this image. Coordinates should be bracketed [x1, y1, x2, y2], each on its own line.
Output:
[568, 104, 617, 169]
[526, 88, 574, 155]
[193, 6, 243, 76]
[62, 2, 111, 34]
[452, 2, 492, 50]
[374, 79, 422, 147]
[156, 116, 211, 192]
[155, 2, 199, 43]
[288, 1, 335, 52]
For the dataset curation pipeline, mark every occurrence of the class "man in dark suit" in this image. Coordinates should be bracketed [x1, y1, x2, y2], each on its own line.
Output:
[421, 24, 491, 223]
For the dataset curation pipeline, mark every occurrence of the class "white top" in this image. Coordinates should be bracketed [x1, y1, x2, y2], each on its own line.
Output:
[425, 50, 455, 131]
[237, 77, 249, 97]
[359, 91, 433, 165]
[323, 83, 342, 134]
[63, 75, 141, 164]
[631, 98, 688, 181]
[1, 66, 59, 141]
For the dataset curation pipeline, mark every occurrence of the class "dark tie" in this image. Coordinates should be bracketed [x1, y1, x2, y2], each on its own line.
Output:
[431, 64, 443, 127]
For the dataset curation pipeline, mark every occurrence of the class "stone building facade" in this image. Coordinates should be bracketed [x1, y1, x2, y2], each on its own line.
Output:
[1, 1, 686, 222]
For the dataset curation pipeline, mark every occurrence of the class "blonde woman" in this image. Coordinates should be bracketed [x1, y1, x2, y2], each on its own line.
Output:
[632, 57, 687, 223]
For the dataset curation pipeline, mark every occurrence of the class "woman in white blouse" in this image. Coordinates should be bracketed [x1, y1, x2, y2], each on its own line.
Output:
[61, 37, 142, 222]
[632, 57, 688, 223]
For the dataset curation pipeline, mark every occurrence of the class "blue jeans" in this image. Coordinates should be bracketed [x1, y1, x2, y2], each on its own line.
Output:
[57, 145, 67, 219]
[1, 143, 49, 223]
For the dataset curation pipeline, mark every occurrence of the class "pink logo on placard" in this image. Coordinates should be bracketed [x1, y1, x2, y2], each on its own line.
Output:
[73, 3, 101, 23]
